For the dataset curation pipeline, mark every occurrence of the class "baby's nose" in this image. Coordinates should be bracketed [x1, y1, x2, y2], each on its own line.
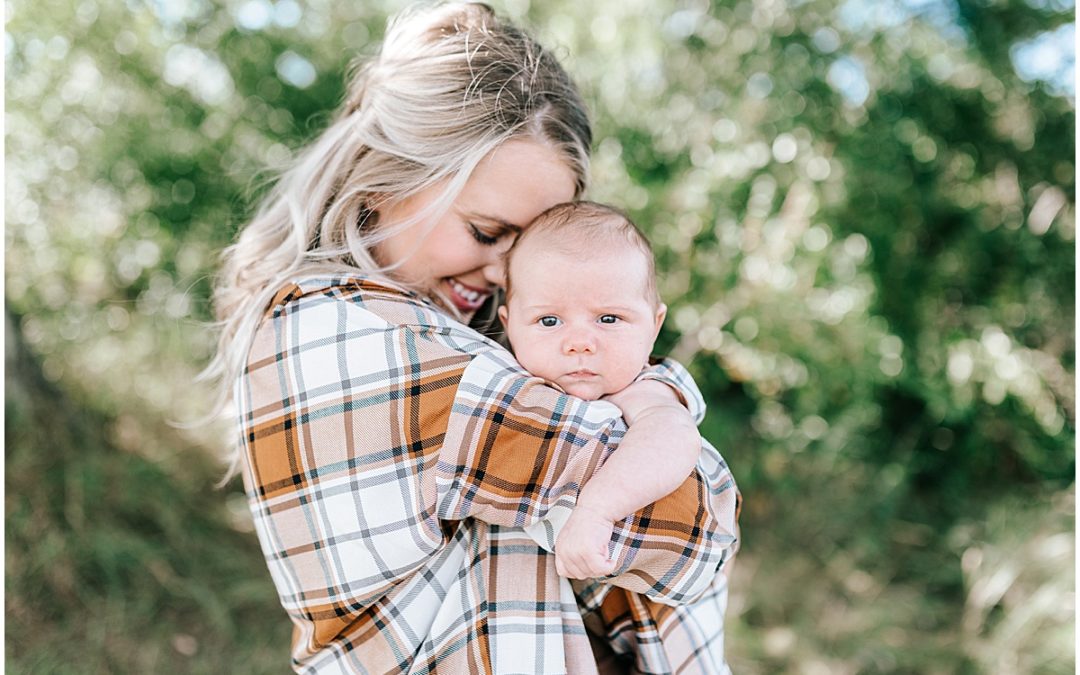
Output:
[563, 332, 596, 354]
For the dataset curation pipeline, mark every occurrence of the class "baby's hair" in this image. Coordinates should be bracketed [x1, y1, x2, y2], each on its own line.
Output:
[504, 201, 660, 308]
[207, 2, 592, 477]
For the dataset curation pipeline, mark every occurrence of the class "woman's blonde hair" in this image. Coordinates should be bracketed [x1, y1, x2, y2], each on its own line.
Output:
[206, 2, 591, 476]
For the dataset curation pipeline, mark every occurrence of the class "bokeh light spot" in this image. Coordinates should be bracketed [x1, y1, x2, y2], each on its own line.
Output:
[275, 50, 316, 89]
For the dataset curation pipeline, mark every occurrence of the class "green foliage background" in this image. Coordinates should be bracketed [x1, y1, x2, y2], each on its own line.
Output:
[5, 0, 1075, 672]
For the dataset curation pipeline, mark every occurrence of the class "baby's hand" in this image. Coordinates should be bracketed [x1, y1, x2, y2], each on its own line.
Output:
[554, 504, 617, 579]
[602, 379, 686, 425]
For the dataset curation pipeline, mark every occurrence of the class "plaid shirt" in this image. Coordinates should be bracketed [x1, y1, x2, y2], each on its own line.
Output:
[238, 276, 740, 674]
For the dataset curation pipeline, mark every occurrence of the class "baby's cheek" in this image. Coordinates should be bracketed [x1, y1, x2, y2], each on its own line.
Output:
[514, 344, 561, 381]
[604, 370, 640, 396]
[608, 346, 652, 392]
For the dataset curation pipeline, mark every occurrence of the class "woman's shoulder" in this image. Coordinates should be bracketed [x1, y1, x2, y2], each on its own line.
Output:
[263, 275, 501, 355]
[267, 274, 427, 318]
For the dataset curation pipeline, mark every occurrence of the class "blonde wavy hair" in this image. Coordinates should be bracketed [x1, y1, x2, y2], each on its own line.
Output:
[206, 2, 591, 475]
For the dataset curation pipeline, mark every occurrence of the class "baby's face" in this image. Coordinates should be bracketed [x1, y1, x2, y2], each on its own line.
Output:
[499, 244, 666, 400]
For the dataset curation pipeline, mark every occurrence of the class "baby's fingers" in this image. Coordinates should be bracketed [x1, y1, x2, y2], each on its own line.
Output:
[558, 546, 602, 579]
[564, 547, 614, 579]
[556, 552, 584, 580]
[583, 550, 616, 578]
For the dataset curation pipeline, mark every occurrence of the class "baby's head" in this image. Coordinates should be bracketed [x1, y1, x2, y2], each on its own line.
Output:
[498, 201, 667, 400]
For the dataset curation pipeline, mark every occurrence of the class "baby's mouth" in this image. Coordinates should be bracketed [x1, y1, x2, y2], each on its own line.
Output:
[445, 277, 490, 311]
[564, 369, 599, 378]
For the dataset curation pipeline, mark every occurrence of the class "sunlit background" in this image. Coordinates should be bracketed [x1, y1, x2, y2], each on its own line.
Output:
[5, 0, 1075, 672]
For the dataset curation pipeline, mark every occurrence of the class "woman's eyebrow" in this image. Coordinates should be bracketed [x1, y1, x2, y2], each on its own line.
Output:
[468, 212, 522, 233]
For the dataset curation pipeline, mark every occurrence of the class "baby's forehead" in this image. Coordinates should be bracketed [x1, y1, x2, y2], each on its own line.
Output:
[514, 227, 649, 266]
[514, 236, 651, 281]
[504, 203, 663, 306]
[511, 236, 658, 303]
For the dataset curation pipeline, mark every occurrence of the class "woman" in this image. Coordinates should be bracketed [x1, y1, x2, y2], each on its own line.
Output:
[211, 3, 738, 673]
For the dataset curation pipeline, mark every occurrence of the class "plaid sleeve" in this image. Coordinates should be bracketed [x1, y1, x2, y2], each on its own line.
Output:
[569, 437, 739, 671]
[599, 434, 738, 606]
[437, 346, 623, 527]
[635, 357, 707, 424]
[576, 565, 734, 673]
[439, 349, 739, 606]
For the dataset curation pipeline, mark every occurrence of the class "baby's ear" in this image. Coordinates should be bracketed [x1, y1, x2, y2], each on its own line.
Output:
[497, 304, 509, 327]
[653, 303, 668, 337]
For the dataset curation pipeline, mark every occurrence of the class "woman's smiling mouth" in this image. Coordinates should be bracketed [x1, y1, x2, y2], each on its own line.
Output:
[445, 277, 491, 311]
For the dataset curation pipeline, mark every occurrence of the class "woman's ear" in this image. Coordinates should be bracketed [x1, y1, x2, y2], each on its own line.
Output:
[360, 193, 387, 230]
[498, 304, 509, 328]
[364, 192, 388, 209]
[653, 303, 668, 339]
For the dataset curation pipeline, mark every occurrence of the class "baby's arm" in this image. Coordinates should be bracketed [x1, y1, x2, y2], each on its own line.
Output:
[554, 380, 702, 579]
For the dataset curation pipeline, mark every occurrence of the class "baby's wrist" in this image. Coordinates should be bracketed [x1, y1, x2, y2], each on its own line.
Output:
[632, 402, 696, 436]
[573, 496, 616, 523]
[605, 380, 687, 424]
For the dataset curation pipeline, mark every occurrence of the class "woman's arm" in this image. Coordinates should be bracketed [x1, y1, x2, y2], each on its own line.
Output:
[240, 283, 625, 626]
[243, 281, 734, 624]
[440, 346, 738, 605]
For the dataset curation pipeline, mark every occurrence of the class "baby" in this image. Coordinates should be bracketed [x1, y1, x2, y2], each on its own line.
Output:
[498, 201, 705, 579]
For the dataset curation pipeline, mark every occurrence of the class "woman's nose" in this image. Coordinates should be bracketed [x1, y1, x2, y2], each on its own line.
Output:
[483, 236, 519, 288]
[482, 257, 505, 288]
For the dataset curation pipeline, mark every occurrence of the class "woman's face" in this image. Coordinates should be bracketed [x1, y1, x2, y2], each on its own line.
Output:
[373, 140, 577, 316]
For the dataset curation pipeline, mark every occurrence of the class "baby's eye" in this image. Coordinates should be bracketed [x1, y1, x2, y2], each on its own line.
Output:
[599, 314, 619, 324]
[539, 316, 561, 327]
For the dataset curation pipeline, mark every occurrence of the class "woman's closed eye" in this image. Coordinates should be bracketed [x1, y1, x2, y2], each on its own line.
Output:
[538, 315, 561, 327]
[469, 223, 500, 246]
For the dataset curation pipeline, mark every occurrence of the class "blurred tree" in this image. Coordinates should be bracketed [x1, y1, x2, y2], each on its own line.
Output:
[5, 309, 290, 671]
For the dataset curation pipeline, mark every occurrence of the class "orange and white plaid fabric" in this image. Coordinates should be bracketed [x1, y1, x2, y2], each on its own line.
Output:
[237, 276, 739, 674]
